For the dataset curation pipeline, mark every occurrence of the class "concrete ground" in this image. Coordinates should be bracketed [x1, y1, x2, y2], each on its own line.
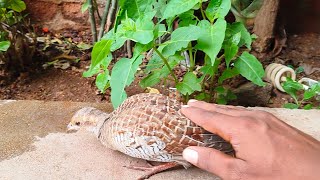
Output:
[0, 100, 319, 180]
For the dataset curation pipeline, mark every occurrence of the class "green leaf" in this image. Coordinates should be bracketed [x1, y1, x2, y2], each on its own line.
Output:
[226, 22, 252, 49]
[9, 0, 26, 12]
[216, 97, 227, 105]
[91, 40, 113, 68]
[83, 40, 113, 77]
[110, 55, 143, 108]
[199, 57, 221, 83]
[295, 66, 304, 74]
[81, 0, 89, 13]
[178, 10, 197, 27]
[205, 0, 231, 22]
[282, 78, 303, 103]
[176, 72, 201, 95]
[162, 0, 200, 20]
[200, 65, 215, 77]
[153, 0, 169, 18]
[145, 48, 164, 73]
[145, 54, 163, 73]
[119, 0, 154, 20]
[96, 70, 110, 93]
[195, 92, 211, 101]
[109, 43, 148, 108]
[215, 86, 236, 104]
[154, 24, 167, 39]
[215, 87, 227, 104]
[121, 15, 155, 44]
[283, 103, 299, 109]
[132, 42, 154, 59]
[218, 68, 240, 84]
[0, 41, 10, 52]
[140, 70, 161, 88]
[83, 53, 112, 77]
[303, 104, 313, 110]
[160, 54, 183, 77]
[303, 83, 320, 100]
[215, 86, 226, 93]
[196, 19, 227, 65]
[282, 78, 304, 93]
[102, 27, 127, 51]
[142, 52, 182, 88]
[234, 52, 265, 86]
[162, 25, 202, 57]
[226, 89, 237, 100]
[0, 0, 10, 8]
[224, 32, 241, 67]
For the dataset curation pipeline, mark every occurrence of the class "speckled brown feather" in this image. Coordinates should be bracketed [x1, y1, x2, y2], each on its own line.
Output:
[97, 93, 233, 165]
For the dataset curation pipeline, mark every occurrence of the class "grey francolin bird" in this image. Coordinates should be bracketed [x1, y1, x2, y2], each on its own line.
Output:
[67, 93, 233, 179]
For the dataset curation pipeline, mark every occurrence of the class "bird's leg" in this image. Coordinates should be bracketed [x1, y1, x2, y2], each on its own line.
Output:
[125, 162, 180, 180]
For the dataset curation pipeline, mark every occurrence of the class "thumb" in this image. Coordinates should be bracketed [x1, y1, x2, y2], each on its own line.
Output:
[183, 147, 239, 179]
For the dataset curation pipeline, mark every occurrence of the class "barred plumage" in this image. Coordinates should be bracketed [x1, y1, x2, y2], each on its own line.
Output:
[96, 93, 233, 164]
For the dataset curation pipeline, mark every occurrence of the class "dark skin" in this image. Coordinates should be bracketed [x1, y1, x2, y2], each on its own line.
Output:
[181, 100, 320, 180]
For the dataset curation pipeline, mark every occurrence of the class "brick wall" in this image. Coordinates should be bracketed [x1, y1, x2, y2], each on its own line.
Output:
[25, 0, 320, 33]
[24, 0, 105, 31]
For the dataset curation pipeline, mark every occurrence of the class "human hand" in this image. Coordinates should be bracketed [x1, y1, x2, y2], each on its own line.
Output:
[181, 100, 320, 180]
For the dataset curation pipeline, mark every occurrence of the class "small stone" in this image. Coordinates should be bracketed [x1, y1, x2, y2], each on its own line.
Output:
[233, 82, 273, 107]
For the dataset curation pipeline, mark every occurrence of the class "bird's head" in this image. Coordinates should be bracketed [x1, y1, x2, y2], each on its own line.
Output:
[66, 107, 100, 133]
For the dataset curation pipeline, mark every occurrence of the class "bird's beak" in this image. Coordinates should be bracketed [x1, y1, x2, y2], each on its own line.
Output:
[67, 122, 80, 133]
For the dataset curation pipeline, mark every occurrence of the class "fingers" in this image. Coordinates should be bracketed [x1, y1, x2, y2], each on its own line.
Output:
[187, 100, 250, 117]
[181, 106, 237, 141]
[183, 147, 243, 179]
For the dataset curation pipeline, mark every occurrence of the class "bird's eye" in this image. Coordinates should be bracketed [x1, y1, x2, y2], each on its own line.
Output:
[75, 122, 80, 126]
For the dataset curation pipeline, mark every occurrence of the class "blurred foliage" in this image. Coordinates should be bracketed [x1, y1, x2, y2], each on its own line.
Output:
[283, 78, 320, 109]
[231, 0, 263, 26]
[0, 0, 36, 82]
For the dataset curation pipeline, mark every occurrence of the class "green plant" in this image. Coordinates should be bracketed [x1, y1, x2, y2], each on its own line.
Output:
[287, 65, 305, 75]
[0, 0, 36, 75]
[0, 0, 25, 53]
[81, 0, 117, 42]
[0, 40, 10, 52]
[282, 78, 320, 109]
[84, 0, 265, 108]
[231, 0, 263, 25]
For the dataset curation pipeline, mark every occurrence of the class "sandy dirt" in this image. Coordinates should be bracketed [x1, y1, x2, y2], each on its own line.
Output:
[0, 131, 217, 180]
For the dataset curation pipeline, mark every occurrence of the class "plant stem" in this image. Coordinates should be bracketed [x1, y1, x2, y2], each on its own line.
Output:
[209, 55, 224, 101]
[106, 0, 117, 32]
[126, 40, 132, 58]
[88, 0, 97, 43]
[93, 0, 102, 21]
[200, 0, 206, 20]
[153, 47, 178, 83]
[188, 42, 195, 71]
[98, 0, 111, 40]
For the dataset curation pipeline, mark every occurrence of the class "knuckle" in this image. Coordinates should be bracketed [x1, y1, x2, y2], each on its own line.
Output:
[256, 110, 273, 119]
[225, 161, 246, 180]
[224, 158, 237, 171]
[255, 119, 270, 132]
[239, 117, 269, 133]
[239, 118, 257, 129]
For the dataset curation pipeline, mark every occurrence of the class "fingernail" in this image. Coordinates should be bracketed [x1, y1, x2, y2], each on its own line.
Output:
[188, 99, 198, 103]
[181, 105, 189, 108]
[183, 148, 198, 164]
